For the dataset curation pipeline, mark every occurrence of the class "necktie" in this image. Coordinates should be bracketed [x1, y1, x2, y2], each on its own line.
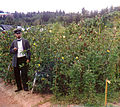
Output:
[17, 39, 21, 41]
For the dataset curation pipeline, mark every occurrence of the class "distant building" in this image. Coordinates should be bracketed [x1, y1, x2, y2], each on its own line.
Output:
[0, 12, 12, 17]
[0, 25, 13, 31]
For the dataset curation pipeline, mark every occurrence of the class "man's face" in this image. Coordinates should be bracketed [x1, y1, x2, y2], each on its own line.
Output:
[15, 32, 22, 39]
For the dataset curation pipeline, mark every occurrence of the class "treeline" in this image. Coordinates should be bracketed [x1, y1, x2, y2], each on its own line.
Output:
[0, 6, 120, 26]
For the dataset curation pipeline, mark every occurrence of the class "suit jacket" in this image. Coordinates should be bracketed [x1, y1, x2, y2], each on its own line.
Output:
[10, 38, 31, 67]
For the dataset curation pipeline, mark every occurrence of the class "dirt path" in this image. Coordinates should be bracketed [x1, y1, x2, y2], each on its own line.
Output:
[0, 78, 51, 107]
[0, 89, 23, 107]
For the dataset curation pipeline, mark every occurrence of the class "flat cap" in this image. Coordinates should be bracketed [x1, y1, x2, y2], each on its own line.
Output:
[14, 28, 22, 34]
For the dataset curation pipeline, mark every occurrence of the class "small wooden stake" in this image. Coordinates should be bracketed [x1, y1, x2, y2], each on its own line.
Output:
[105, 79, 111, 107]
[105, 79, 108, 107]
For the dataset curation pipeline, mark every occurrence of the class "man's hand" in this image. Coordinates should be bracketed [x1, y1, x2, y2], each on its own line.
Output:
[26, 59, 30, 63]
[14, 47, 17, 51]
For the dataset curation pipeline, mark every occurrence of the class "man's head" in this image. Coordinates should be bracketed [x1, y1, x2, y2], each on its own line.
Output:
[14, 28, 22, 39]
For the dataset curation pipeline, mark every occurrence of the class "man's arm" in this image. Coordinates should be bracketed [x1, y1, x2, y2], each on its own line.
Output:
[10, 42, 17, 54]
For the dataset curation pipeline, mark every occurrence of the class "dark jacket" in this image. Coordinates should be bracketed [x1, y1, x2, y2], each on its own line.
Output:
[10, 38, 31, 67]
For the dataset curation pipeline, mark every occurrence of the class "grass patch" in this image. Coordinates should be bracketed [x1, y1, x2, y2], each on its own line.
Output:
[51, 92, 120, 107]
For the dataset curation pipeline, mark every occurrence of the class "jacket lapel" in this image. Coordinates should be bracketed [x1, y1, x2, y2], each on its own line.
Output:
[14, 40, 18, 49]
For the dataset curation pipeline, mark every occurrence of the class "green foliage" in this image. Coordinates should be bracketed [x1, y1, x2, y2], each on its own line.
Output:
[0, 11, 120, 106]
[0, 31, 15, 83]
[1, 6, 120, 26]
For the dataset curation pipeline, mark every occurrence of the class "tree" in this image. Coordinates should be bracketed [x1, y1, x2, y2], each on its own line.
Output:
[42, 13, 50, 22]
[82, 8, 89, 17]
[4, 16, 14, 25]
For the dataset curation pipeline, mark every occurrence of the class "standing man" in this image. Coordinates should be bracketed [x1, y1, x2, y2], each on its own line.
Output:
[10, 28, 31, 92]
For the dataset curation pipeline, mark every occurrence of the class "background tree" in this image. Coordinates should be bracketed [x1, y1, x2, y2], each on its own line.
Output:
[0, 6, 120, 26]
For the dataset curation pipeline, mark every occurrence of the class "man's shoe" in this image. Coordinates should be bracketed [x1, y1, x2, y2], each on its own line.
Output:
[15, 89, 22, 92]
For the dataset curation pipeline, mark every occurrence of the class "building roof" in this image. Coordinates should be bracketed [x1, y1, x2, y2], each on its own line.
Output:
[0, 12, 12, 16]
[0, 25, 13, 31]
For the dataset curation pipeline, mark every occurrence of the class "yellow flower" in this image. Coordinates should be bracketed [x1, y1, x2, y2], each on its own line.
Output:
[38, 64, 40, 67]
[62, 57, 64, 60]
[76, 56, 79, 59]
[49, 30, 52, 33]
[41, 78, 45, 81]
[107, 50, 110, 53]
[33, 43, 36, 46]
[63, 36, 65, 38]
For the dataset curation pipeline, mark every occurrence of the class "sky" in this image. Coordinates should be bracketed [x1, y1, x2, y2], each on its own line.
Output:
[1, 0, 120, 13]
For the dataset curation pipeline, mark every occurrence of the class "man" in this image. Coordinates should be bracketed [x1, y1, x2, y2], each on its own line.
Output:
[10, 28, 31, 92]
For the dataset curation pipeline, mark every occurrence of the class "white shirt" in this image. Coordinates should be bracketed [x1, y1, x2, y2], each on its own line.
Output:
[17, 39, 26, 58]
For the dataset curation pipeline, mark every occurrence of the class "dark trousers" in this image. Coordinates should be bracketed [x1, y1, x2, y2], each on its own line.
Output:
[14, 56, 28, 90]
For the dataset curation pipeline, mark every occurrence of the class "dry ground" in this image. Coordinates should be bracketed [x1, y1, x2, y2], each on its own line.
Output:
[0, 78, 51, 107]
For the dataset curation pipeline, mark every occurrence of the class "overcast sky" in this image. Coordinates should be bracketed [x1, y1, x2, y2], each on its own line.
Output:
[1, 0, 120, 13]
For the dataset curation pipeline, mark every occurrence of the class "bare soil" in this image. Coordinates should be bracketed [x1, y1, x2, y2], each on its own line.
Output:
[0, 89, 23, 107]
[0, 78, 51, 107]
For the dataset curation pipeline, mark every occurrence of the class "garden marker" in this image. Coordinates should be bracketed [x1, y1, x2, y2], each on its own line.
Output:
[31, 72, 37, 93]
[105, 79, 111, 107]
